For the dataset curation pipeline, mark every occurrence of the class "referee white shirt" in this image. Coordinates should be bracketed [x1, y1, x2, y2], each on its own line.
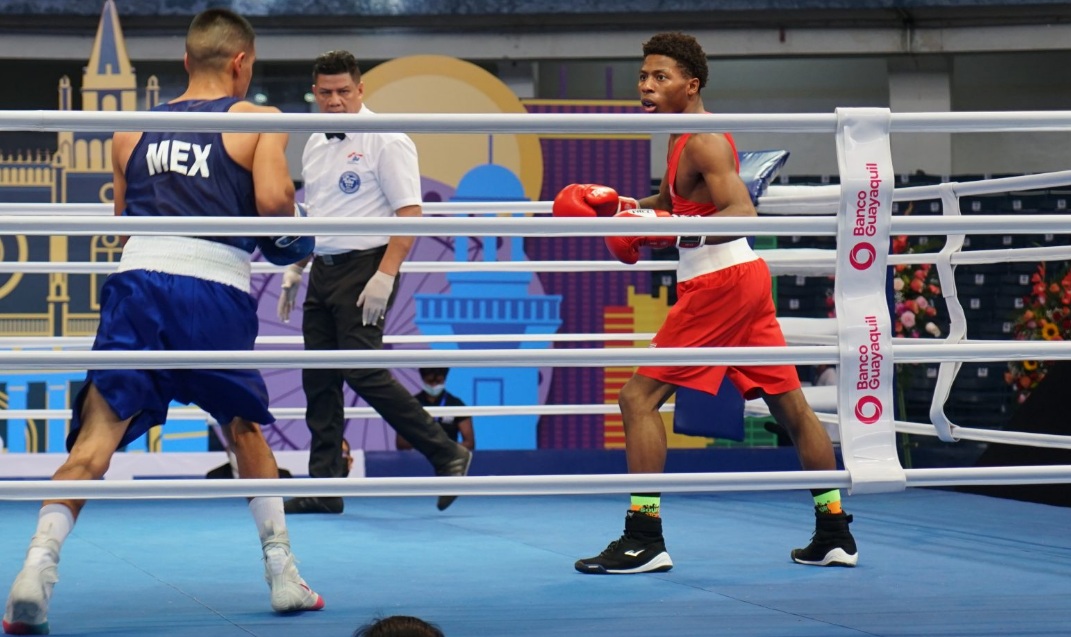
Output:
[301, 106, 423, 254]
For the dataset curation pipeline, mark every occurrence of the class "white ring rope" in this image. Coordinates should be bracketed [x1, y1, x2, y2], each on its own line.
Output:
[3, 341, 1071, 370]
[5, 168, 1070, 218]
[1, 345, 843, 369]
[756, 169, 1071, 214]
[0, 331, 1024, 351]
[7, 109, 1071, 134]
[5, 246, 1069, 276]
[0, 333, 660, 349]
[7, 405, 1071, 451]
[4, 213, 1071, 238]
[0, 404, 673, 421]
[1, 465, 1070, 501]
[0, 201, 549, 217]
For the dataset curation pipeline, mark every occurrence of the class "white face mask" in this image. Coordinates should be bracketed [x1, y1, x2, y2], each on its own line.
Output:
[422, 383, 445, 397]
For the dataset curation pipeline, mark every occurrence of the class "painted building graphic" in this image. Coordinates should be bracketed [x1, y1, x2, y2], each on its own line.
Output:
[0, 0, 174, 453]
[415, 164, 561, 450]
[601, 287, 712, 450]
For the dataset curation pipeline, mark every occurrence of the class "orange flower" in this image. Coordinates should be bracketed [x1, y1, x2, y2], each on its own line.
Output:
[1023, 360, 1038, 371]
[1042, 323, 1060, 340]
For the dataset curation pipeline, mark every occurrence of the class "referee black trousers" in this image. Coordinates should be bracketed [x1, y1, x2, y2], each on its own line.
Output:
[300, 246, 461, 479]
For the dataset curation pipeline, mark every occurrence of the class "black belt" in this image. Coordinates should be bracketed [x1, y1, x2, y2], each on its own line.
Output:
[315, 246, 385, 266]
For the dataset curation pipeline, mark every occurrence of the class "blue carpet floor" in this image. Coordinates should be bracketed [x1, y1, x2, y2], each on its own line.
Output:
[0, 489, 1068, 636]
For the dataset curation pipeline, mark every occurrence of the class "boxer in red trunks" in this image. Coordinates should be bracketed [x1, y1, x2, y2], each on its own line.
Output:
[553, 32, 857, 574]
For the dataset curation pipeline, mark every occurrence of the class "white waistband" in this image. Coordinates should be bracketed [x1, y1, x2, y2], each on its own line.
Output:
[676, 238, 759, 282]
[118, 236, 252, 292]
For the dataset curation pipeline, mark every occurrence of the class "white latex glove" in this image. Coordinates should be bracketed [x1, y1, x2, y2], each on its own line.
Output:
[356, 270, 396, 326]
[277, 264, 305, 323]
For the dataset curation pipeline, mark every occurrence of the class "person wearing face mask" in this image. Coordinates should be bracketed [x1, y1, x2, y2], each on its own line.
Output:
[398, 368, 475, 452]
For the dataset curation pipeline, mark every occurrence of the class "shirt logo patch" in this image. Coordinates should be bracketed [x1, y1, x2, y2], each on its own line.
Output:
[346, 152, 363, 164]
[338, 171, 361, 194]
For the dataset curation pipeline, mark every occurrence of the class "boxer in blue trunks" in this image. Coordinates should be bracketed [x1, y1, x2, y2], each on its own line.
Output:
[3, 10, 321, 635]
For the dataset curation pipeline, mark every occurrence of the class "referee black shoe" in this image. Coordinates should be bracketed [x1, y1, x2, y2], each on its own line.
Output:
[434, 445, 472, 511]
[575, 511, 674, 574]
[791, 512, 858, 567]
[283, 496, 343, 515]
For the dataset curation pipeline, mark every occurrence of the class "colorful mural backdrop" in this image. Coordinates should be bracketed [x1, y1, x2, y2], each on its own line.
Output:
[0, 1, 715, 456]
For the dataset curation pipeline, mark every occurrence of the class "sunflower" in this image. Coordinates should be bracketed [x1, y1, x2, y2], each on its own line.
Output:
[1007, 262, 1071, 405]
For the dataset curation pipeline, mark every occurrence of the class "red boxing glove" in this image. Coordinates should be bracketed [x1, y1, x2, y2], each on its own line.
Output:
[552, 183, 638, 218]
[604, 209, 677, 265]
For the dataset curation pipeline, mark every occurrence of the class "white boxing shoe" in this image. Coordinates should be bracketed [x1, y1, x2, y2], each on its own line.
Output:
[263, 544, 324, 613]
[3, 539, 60, 635]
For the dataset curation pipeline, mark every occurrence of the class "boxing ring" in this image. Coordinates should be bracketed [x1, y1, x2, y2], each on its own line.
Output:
[0, 108, 1070, 636]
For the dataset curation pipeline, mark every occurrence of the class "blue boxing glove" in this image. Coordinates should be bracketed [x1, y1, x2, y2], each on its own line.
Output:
[258, 203, 315, 266]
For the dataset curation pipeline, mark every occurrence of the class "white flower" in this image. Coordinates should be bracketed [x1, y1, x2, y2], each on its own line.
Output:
[925, 322, 941, 337]
[893, 278, 904, 292]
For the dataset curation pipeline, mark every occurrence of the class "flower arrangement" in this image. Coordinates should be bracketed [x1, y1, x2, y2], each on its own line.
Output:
[889, 234, 946, 425]
[1004, 262, 1071, 404]
[891, 235, 943, 339]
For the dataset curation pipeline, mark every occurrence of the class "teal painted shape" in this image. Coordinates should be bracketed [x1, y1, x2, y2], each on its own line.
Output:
[414, 163, 561, 449]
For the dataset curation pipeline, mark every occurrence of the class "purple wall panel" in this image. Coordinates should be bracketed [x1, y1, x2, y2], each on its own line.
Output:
[525, 101, 653, 448]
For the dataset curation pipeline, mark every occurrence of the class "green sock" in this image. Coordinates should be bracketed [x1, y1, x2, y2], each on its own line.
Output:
[812, 489, 843, 514]
[630, 494, 660, 517]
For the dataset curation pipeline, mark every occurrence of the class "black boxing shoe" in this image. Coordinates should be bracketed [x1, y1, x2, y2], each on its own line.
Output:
[575, 511, 674, 574]
[791, 512, 858, 567]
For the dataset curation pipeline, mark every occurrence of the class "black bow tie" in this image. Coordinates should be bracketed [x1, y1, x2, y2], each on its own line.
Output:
[325, 132, 346, 141]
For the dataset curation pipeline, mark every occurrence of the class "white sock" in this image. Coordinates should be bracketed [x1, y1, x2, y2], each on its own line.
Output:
[27, 504, 74, 564]
[248, 497, 288, 548]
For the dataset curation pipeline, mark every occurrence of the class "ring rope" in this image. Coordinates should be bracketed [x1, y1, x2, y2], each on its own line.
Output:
[5, 245, 1070, 276]
[0, 332, 660, 348]
[7, 108, 1071, 134]
[3, 166, 1067, 217]
[6, 405, 1071, 451]
[2, 465, 1071, 501]
[0, 345, 841, 369]
[0, 404, 672, 421]
[5, 213, 1071, 237]
[4, 341, 1071, 370]
[0, 201, 550, 217]
[0, 331, 1029, 350]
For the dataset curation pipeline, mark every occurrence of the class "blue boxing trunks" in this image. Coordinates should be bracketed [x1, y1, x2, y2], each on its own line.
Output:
[68, 237, 274, 450]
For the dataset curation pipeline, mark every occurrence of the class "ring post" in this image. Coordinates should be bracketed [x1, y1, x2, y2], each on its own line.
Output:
[833, 107, 907, 494]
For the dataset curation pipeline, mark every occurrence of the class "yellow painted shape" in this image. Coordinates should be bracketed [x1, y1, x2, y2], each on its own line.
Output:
[625, 286, 713, 449]
[363, 55, 543, 202]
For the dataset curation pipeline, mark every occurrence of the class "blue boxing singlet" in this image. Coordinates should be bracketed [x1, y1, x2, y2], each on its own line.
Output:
[123, 97, 258, 253]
